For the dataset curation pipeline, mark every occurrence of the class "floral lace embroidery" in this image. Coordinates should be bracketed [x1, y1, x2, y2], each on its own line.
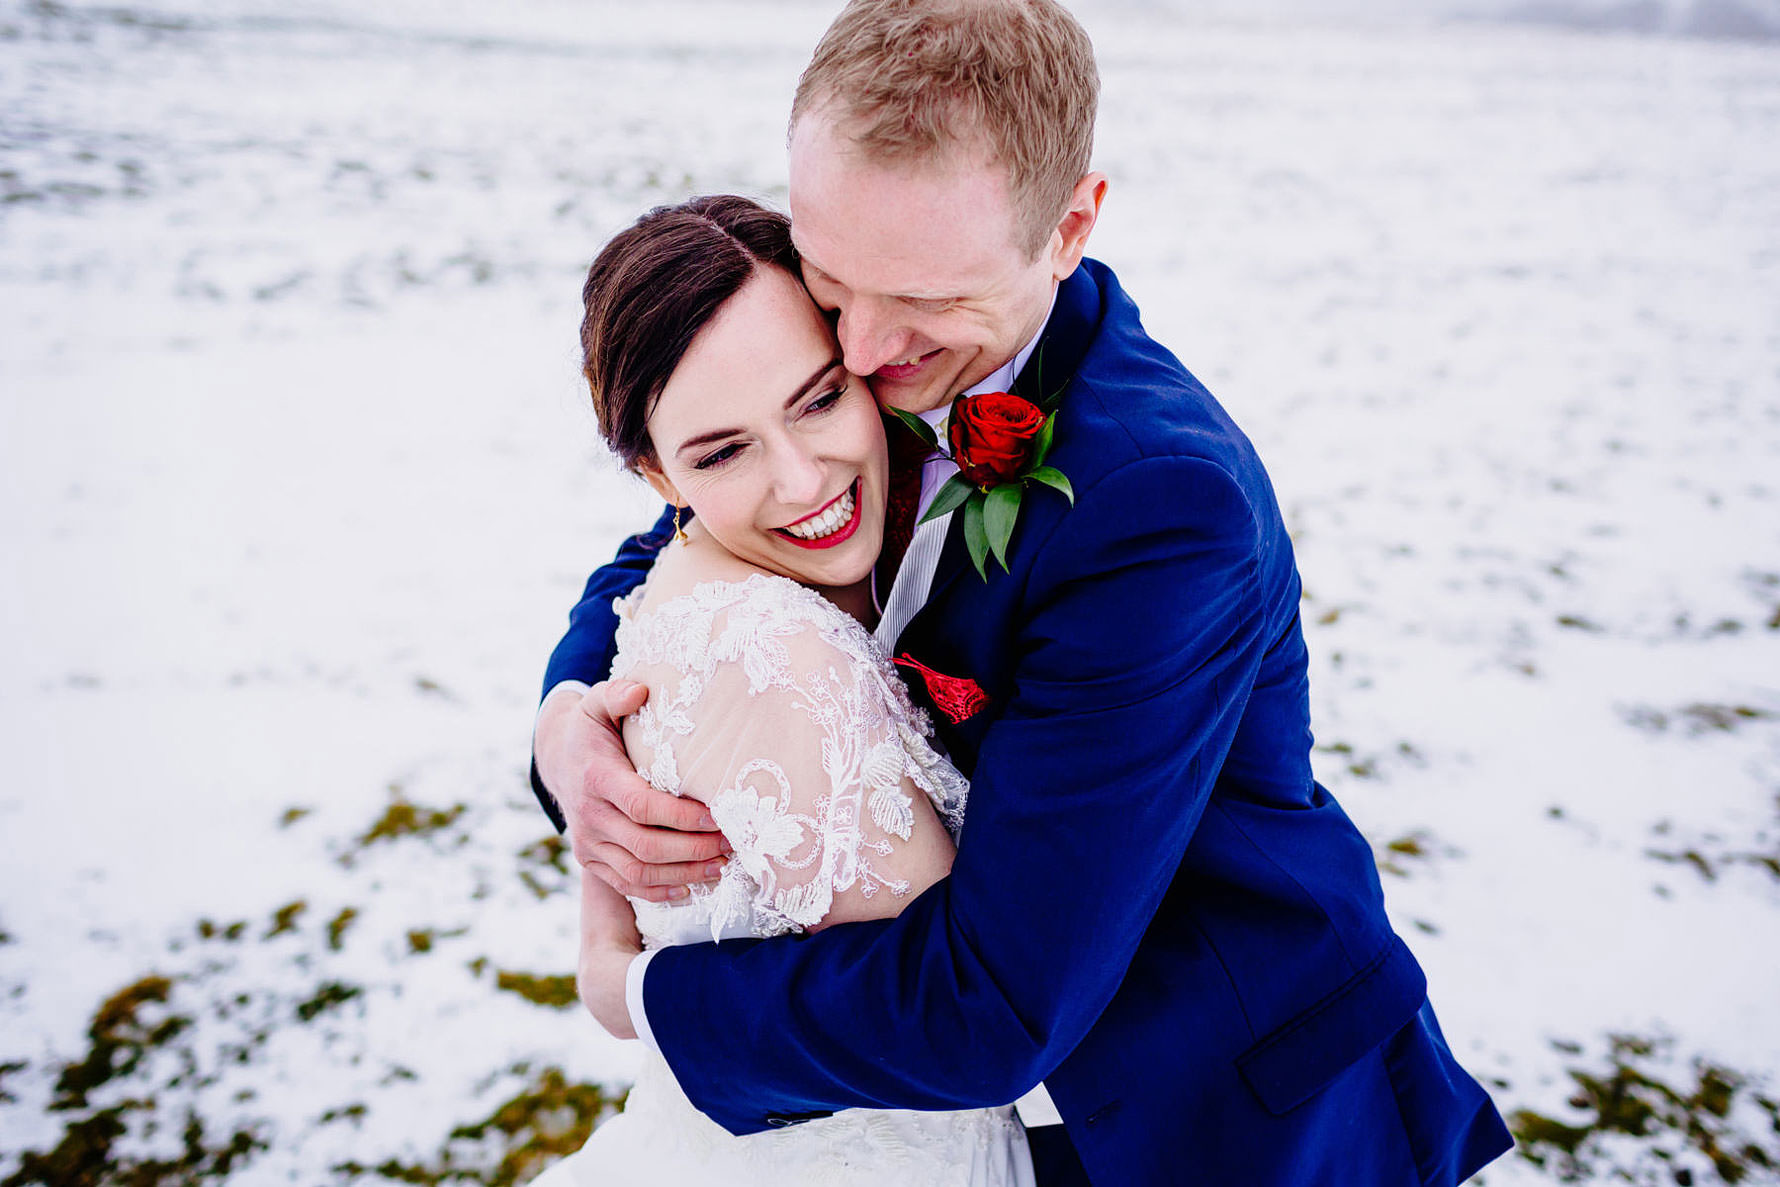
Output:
[612, 574, 969, 946]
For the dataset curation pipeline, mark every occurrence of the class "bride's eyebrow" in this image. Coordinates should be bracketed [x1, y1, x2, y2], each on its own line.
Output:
[672, 357, 844, 458]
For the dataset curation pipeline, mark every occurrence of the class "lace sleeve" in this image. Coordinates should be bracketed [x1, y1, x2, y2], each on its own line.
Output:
[618, 579, 958, 937]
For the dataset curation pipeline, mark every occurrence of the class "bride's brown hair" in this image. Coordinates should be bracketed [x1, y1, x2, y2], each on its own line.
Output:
[580, 195, 800, 469]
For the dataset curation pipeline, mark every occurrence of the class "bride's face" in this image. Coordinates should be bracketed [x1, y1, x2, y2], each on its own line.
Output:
[642, 265, 888, 591]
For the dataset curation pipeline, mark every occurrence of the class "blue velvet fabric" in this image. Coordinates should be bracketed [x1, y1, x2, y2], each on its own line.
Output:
[536, 261, 1511, 1185]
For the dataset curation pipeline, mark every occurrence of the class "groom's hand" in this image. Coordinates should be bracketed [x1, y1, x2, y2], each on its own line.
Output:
[533, 678, 730, 902]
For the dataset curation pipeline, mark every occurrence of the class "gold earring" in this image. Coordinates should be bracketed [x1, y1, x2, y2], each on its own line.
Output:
[673, 504, 688, 544]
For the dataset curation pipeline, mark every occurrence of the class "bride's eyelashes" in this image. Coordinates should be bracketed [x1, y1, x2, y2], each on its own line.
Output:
[694, 441, 744, 471]
[689, 383, 851, 472]
[803, 382, 848, 415]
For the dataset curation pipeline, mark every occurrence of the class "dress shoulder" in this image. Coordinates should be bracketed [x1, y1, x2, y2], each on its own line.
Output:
[614, 573, 889, 704]
[615, 573, 969, 941]
[618, 571, 965, 829]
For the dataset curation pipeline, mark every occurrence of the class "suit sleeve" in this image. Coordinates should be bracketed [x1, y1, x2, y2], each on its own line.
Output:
[643, 455, 1269, 1131]
[529, 502, 678, 831]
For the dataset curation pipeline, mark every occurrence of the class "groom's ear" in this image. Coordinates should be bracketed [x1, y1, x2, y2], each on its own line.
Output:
[1047, 171, 1109, 282]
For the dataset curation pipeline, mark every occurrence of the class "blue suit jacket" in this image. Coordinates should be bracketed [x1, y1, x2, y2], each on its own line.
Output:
[538, 261, 1510, 1185]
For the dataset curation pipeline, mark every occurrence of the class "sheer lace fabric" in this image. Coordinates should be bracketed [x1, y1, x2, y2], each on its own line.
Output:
[614, 574, 969, 948]
[532, 573, 1031, 1187]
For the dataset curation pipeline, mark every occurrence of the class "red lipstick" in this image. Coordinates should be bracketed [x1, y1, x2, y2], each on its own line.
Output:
[774, 479, 864, 551]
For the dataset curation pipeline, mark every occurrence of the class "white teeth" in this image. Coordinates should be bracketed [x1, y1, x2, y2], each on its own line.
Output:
[784, 486, 856, 541]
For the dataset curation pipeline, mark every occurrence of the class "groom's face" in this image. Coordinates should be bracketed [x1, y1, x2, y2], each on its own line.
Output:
[788, 115, 1064, 416]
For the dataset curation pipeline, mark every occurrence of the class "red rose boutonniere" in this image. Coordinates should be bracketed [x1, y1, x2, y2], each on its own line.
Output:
[891, 379, 1072, 580]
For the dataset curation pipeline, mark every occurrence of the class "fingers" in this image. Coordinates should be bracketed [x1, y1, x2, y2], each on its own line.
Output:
[606, 774, 724, 835]
[553, 677, 733, 899]
[575, 766, 727, 851]
[584, 854, 721, 904]
[582, 679, 648, 725]
[570, 790, 730, 900]
[584, 840, 734, 901]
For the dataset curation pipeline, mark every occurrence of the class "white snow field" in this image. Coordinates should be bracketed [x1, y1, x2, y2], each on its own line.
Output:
[1, 0, 1776, 1182]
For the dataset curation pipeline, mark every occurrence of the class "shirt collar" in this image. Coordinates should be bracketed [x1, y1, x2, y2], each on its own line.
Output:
[915, 286, 1060, 434]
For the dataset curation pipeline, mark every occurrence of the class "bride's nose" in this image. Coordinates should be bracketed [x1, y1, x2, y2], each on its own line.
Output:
[771, 442, 827, 507]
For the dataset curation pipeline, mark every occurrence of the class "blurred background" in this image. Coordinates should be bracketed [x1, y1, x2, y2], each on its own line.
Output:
[2, 0, 1777, 1181]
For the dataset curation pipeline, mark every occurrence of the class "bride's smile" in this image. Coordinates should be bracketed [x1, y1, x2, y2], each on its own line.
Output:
[776, 478, 862, 547]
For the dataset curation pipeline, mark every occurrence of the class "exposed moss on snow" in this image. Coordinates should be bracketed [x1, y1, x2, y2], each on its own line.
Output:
[494, 970, 577, 1010]
[265, 900, 307, 939]
[340, 788, 468, 866]
[52, 976, 188, 1110]
[516, 835, 572, 901]
[1511, 1034, 1780, 1183]
[326, 906, 360, 951]
[334, 1065, 623, 1187]
[2, 976, 269, 1186]
[293, 980, 363, 1024]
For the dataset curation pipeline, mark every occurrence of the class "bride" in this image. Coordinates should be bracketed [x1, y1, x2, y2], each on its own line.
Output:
[531, 195, 1034, 1186]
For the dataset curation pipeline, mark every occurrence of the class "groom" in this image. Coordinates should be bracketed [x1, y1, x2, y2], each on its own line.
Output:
[533, 1, 1512, 1183]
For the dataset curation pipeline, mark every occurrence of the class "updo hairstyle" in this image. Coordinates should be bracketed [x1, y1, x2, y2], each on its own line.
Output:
[580, 195, 800, 469]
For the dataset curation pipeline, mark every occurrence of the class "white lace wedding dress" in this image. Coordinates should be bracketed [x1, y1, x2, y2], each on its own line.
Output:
[533, 573, 1034, 1187]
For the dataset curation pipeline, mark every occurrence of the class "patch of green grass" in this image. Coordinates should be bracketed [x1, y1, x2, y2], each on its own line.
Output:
[294, 980, 363, 1024]
[320, 1102, 369, 1128]
[196, 918, 247, 942]
[1373, 828, 1457, 879]
[1621, 703, 1777, 736]
[52, 976, 188, 1110]
[265, 900, 307, 939]
[1511, 1034, 1780, 1183]
[326, 906, 360, 951]
[0, 1108, 266, 1187]
[1646, 814, 1780, 885]
[406, 926, 466, 955]
[517, 836, 572, 901]
[0, 1059, 24, 1106]
[340, 788, 468, 866]
[494, 970, 577, 1010]
[2, 976, 268, 1186]
[335, 1065, 623, 1186]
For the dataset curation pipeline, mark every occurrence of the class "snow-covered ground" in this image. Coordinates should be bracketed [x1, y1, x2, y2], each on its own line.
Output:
[2, 0, 1776, 1182]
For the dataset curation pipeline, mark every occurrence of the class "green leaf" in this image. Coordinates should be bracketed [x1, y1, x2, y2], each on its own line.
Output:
[961, 493, 990, 580]
[984, 483, 1021, 571]
[1026, 465, 1074, 505]
[919, 474, 974, 524]
[1028, 412, 1057, 470]
[889, 408, 939, 450]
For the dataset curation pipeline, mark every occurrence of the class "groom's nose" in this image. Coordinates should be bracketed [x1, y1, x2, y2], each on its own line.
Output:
[835, 300, 912, 378]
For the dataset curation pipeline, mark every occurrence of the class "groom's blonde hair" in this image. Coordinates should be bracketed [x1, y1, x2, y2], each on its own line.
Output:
[791, 0, 1098, 259]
